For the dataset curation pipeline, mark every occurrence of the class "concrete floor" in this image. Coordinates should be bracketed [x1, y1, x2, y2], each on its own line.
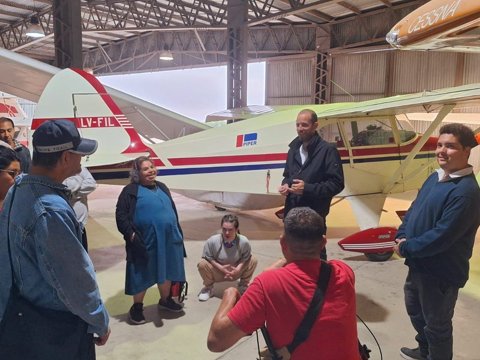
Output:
[87, 185, 480, 360]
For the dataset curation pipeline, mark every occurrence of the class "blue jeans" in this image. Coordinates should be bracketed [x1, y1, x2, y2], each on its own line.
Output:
[404, 270, 459, 360]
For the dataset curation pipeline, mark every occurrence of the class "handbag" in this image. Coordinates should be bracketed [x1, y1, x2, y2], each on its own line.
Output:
[0, 184, 95, 360]
[257, 261, 332, 360]
[170, 281, 188, 303]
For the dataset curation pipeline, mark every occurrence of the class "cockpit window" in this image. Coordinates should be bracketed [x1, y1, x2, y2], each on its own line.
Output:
[319, 117, 417, 149]
[345, 119, 416, 147]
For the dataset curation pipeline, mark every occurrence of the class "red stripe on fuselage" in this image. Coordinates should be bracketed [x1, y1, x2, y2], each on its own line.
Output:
[337, 136, 437, 157]
[169, 153, 287, 166]
[168, 137, 437, 166]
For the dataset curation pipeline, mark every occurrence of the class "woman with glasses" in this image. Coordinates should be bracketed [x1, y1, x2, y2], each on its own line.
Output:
[0, 146, 20, 209]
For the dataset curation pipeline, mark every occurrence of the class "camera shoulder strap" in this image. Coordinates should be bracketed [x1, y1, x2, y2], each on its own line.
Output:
[287, 260, 332, 353]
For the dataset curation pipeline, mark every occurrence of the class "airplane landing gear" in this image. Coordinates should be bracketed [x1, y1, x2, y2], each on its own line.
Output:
[364, 251, 394, 262]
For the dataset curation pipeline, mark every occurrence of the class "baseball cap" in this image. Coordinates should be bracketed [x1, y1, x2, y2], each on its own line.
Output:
[33, 119, 98, 156]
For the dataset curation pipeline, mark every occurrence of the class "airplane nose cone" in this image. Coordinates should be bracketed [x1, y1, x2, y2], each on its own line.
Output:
[386, 30, 399, 46]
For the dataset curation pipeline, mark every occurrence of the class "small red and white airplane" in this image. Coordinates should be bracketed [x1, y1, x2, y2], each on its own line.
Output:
[27, 67, 480, 261]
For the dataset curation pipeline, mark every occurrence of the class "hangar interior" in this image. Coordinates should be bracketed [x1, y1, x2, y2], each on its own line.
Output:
[2, 1, 480, 141]
[1, 1, 480, 359]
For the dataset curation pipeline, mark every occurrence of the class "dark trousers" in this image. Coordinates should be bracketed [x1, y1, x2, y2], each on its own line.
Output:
[404, 270, 459, 360]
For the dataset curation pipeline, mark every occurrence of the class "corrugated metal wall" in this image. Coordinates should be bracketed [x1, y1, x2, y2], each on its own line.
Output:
[265, 56, 315, 105]
[391, 51, 458, 93]
[330, 51, 469, 100]
[265, 51, 480, 106]
[464, 54, 480, 83]
[330, 52, 387, 103]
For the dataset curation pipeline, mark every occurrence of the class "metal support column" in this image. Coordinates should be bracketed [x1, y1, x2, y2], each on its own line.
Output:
[227, 0, 248, 109]
[314, 52, 331, 104]
[314, 25, 331, 104]
[53, 0, 83, 69]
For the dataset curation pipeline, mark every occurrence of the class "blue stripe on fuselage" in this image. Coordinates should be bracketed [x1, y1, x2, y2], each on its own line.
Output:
[91, 152, 434, 180]
[157, 163, 285, 176]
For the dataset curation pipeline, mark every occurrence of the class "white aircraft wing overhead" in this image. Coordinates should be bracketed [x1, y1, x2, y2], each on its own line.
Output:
[205, 105, 292, 122]
[314, 83, 480, 121]
[0, 48, 209, 140]
[0, 48, 56, 102]
[105, 87, 210, 141]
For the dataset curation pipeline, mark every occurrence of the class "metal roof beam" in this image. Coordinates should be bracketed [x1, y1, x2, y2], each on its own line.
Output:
[378, 0, 392, 6]
[0, 1, 37, 11]
[0, 8, 24, 18]
[337, 1, 361, 15]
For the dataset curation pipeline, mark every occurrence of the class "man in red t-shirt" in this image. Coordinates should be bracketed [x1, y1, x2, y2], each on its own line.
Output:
[207, 207, 360, 360]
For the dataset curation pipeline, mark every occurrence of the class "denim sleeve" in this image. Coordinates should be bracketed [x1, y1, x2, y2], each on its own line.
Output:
[0, 211, 12, 323]
[35, 210, 109, 336]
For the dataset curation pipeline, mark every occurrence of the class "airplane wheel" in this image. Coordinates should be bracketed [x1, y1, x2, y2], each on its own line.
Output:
[364, 251, 393, 262]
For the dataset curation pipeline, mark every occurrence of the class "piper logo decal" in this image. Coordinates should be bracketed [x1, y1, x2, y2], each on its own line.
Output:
[236, 133, 258, 147]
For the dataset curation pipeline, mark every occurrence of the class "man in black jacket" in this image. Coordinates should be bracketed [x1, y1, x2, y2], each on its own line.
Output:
[278, 109, 344, 260]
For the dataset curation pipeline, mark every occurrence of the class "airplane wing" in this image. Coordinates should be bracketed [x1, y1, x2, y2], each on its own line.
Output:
[0, 48, 209, 141]
[205, 105, 292, 123]
[314, 83, 480, 121]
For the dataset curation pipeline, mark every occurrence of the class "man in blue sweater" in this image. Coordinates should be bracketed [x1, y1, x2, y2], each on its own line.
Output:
[394, 123, 480, 360]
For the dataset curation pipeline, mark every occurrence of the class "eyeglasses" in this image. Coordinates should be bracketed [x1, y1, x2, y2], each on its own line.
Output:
[0, 169, 22, 178]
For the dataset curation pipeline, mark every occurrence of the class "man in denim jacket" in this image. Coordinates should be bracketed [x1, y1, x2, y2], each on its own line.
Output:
[0, 120, 110, 358]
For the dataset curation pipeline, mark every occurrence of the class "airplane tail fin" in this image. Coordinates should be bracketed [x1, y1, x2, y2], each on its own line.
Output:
[30, 68, 159, 167]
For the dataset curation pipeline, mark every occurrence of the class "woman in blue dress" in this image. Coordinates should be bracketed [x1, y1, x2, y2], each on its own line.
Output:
[116, 156, 186, 324]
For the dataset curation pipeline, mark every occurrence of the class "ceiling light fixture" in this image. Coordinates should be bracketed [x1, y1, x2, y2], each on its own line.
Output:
[159, 48, 174, 61]
[26, 15, 45, 38]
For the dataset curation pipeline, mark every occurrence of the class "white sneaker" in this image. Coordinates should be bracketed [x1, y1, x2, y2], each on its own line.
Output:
[198, 287, 213, 301]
